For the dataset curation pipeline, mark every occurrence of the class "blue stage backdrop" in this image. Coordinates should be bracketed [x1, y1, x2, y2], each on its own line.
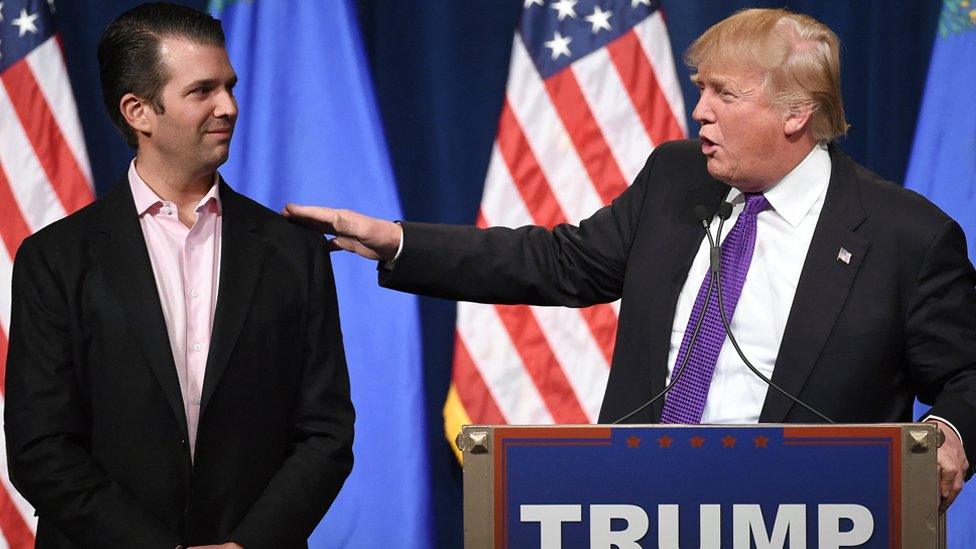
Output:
[906, 2, 976, 547]
[209, 1, 431, 547]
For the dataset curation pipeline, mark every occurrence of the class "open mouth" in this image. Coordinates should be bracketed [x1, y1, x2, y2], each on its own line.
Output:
[700, 136, 718, 154]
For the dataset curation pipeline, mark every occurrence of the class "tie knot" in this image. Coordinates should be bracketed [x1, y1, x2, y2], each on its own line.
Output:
[742, 193, 769, 215]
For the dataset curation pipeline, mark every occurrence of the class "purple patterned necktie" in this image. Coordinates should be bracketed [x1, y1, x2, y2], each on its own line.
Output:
[660, 193, 769, 424]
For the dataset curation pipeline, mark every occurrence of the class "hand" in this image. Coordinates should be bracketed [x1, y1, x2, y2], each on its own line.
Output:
[188, 544, 242, 549]
[927, 419, 969, 513]
[283, 204, 402, 262]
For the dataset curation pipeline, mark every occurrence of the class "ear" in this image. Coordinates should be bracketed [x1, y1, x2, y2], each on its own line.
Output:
[119, 93, 154, 137]
[784, 103, 815, 137]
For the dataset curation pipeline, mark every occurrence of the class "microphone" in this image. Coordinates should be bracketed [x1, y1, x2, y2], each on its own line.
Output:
[710, 201, 835, 423]
[612, 200, 833, 425]
[611, 205, 719, 424]
[709, 202, 732, 273]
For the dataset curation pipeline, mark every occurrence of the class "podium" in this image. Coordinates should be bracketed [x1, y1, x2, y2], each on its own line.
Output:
[457, 424, 944, 548]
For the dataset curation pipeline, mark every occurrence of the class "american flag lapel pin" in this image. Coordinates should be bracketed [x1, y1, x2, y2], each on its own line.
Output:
[837, 247, 852, 264]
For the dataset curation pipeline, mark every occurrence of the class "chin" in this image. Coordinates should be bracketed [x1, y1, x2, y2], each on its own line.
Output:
[705, 162, 732, 184]
[208, 150, 231, 169]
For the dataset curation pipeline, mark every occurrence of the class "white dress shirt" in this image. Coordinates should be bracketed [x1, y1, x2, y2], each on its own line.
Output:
[666, 145, 831, 424]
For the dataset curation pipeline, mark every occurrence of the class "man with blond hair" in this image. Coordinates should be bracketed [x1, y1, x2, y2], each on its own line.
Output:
[286, 8, 976, 509]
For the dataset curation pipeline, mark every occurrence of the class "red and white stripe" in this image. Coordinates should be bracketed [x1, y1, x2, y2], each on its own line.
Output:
[0, 34, 95, 545]
[450, 10, 685, 429]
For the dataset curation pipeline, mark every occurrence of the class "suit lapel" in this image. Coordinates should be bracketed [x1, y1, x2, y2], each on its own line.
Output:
[647, 177, 730, 421]
[90, 181, 189, 436]
[759, 147, 870, 422]
[199, 181, 269, 416]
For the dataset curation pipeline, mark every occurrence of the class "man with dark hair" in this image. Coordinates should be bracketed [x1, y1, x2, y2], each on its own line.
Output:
[5, 3, 354, 548]
[96, 1, 227, 148]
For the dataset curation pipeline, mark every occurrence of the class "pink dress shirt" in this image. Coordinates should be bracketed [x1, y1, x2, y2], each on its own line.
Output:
[128, 160, 221, 459]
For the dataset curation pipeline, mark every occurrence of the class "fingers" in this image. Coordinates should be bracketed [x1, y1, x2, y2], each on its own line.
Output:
[938, 465, 963, 513]
[325, 238, 343, 253]
[937, 452, 966, 514]
[283, 204, 341, 232]
[283, 203, 335, 220]
[332, 236, 382, 260]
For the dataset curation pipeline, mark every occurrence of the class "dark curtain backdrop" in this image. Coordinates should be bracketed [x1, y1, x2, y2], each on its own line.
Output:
[57, 1, 939, 546]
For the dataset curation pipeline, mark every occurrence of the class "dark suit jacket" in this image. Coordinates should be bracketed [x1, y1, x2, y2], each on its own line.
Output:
[380, 139, 976, 479]
[5, 178, 354, 548]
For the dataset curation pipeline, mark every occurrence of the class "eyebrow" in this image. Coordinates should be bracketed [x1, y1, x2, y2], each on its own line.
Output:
[182, 76, 238, 92]
[692, 73, 745, 93]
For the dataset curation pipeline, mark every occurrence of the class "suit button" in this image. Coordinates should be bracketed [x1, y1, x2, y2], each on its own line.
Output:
[178, 439, 186, 446]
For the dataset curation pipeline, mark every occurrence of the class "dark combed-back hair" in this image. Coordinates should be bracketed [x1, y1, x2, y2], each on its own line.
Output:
[97, 2, 225, 147]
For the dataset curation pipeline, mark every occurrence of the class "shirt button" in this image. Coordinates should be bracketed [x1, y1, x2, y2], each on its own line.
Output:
[190, 289, 199, 299]
[192, 342, 202, 352]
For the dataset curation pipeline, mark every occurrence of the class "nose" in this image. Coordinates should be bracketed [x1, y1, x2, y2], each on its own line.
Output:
[692, 92, 714, 125]
[214, 88, 238, 120]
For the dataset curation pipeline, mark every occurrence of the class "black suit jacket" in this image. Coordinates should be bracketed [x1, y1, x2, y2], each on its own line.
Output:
[380, 139, 976, 479]
[5, 178, 354, 548]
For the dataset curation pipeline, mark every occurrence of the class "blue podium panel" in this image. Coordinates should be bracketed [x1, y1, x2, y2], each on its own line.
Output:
[460, 425, 942, 548]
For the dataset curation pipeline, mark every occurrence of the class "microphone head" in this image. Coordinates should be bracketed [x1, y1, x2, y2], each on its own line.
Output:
[694, 205, 711, 224]
[718, 201, 733, 220]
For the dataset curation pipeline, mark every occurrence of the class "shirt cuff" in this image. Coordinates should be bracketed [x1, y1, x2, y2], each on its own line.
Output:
[381, 221, 405, 271]
[923, 415, 964, 448]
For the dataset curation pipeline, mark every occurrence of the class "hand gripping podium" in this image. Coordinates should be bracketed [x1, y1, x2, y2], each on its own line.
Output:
[457, 424, 944, 548]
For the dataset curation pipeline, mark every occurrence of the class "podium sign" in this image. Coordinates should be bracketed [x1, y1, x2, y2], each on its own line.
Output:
[458, 424, 943, 548]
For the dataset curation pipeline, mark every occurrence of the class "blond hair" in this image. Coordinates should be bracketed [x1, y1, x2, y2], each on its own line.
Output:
[685, 8, 848, 142]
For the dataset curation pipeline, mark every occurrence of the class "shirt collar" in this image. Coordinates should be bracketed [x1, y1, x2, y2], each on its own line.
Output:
[725, 145, 831, 228]
[127, 159, 222, 217]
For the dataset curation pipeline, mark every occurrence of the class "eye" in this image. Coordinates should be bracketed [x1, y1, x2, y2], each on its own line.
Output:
[719, 89, 736, 100]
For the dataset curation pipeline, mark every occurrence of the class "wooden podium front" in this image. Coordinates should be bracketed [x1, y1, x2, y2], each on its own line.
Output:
[458, 424, 944, 548]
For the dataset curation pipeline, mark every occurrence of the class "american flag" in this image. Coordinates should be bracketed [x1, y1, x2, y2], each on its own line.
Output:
[444, 0, 685, 444]
[0, 0, 94, 545]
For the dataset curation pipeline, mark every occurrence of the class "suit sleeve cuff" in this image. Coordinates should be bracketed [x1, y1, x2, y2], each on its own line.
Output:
[923, 415, 964, 449]
[380, 221, 405, 271]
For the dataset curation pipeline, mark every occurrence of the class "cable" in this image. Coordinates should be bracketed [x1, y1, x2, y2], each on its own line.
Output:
[711, 204, 834, 423]
[611, 205, 724, 424]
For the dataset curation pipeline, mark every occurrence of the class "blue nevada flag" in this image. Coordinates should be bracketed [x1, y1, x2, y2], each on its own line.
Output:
[209, 1, 431, 546]
[906, 1, 976, 547]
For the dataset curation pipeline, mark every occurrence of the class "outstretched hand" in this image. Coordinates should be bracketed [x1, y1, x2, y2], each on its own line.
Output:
[283, 204, 403, 262]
